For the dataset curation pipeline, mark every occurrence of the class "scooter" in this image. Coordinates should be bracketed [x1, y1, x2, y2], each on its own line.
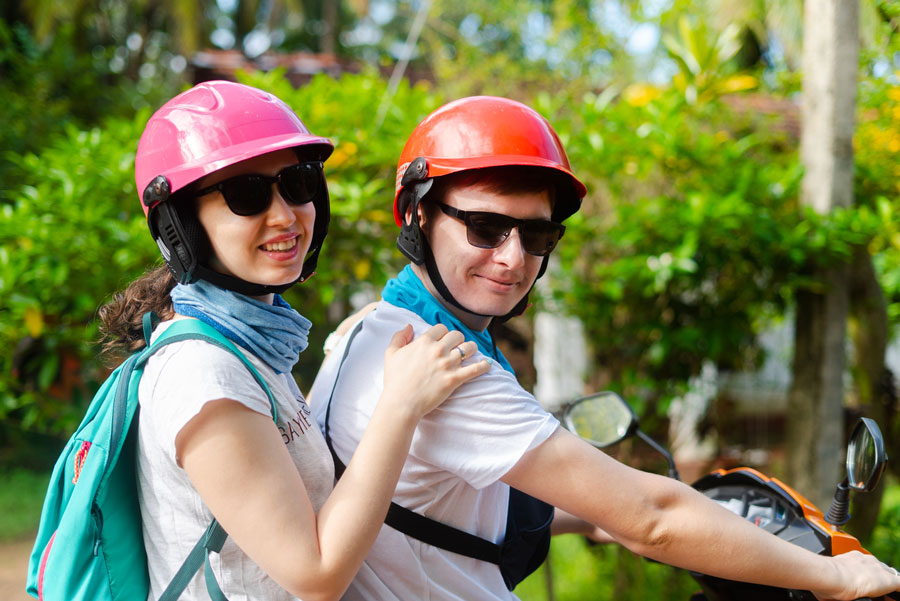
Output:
[559, 391, 899, 601]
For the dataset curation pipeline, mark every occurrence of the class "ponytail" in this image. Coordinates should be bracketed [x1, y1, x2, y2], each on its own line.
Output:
[98, 265, 176, 362]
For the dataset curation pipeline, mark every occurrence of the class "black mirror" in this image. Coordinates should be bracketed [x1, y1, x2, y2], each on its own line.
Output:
[846, 417, 887, 492]
[563, 391, 637, 448]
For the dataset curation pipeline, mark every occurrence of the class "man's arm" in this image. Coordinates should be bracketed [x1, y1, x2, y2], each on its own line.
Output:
[551, 508, 614, 543]
[501, 427, 900, 601]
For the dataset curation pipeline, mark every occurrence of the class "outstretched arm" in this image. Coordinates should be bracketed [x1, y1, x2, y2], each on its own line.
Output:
[501, 427, 900, 601]
[551, 508, 615, 544]
[178, 324, 490, 601]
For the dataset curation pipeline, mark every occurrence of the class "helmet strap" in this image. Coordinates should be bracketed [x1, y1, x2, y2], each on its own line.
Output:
[149, 194, 323, 298]
[421, 238, 494, 318]
[420, 233, 551, 324]
[193, 264, 298, 296]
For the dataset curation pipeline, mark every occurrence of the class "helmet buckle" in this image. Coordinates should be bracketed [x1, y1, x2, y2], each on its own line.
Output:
[401, 157, 429, 187]
[142, 175, 171, 210]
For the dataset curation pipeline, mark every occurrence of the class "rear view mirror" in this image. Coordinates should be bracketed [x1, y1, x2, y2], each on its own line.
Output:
[563, 391, 637, 448]
[846, 417, 887, 492]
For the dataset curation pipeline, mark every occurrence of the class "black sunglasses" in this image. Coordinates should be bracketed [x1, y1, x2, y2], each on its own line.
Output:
[434, 202, 565, 257]
[194, 162, 324, 216]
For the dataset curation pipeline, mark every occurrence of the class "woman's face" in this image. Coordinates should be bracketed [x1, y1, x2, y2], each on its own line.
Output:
[194, 149, 316, 295]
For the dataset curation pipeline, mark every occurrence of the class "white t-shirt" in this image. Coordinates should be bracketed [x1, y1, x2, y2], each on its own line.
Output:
[137, 318, 334, 601]
[309, 302, 559, 601]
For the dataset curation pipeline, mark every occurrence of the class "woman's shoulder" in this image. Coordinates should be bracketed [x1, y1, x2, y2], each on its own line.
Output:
[141, 318, 277, 410]
[147, 318, 256, 372]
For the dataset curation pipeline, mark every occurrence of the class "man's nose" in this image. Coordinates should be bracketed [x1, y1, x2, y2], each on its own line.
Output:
[493, 227, 527, 268]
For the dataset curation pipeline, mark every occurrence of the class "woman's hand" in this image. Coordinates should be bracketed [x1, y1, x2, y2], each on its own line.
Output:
[811, 551, 900, 600]
[381, 324, 490, 420]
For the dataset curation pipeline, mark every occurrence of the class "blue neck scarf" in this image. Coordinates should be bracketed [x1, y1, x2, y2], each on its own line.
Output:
[170, 279, 311, 374]
[382, 265, 514, 374]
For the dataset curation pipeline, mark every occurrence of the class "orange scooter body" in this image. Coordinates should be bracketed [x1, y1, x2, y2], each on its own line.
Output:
[687, 467, 871, 601]
[696, 467, 865, 556]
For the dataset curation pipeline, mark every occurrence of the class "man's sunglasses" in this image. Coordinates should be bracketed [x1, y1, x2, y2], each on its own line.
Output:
[434, 202, 565, 257]
[194, 162, 324, 216]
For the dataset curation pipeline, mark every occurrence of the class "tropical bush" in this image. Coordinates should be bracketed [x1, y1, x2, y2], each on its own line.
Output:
[4, 65, 900, 443]
[0, 69, 445, 436]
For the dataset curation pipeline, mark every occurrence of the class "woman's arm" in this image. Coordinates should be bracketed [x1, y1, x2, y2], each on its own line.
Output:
[178, 324, 489, 601]
[501, 427, 900, 601]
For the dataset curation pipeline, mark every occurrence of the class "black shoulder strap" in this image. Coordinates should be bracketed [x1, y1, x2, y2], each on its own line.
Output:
[323, 320, 502, 565]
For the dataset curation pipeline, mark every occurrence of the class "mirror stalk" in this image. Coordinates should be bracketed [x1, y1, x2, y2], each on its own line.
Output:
[824, 478, 852, 527]
[636, 430, 680, 481]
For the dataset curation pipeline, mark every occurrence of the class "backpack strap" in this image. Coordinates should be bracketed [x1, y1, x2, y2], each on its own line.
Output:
[143, 311, 160, 346]
[323, 320, 503, 566]
[137, 315, 278, 601]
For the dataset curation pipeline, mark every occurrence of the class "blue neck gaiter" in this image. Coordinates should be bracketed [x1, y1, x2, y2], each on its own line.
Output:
[170, 279, 311, 374]
[382, 265, 514, 374]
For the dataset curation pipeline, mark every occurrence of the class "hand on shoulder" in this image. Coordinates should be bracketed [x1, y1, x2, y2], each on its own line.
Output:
[381, 323, 491, 420]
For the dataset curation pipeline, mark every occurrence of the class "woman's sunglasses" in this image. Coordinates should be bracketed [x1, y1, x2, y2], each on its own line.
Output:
[194, 162, 324, 216]
[434, 202, 565, 257]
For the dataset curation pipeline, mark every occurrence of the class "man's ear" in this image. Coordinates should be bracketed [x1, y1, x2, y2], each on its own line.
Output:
[407, 202, 429, 234]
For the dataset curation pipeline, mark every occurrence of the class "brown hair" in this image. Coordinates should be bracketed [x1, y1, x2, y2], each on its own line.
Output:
[97, 265, 177, 362]
[427, 165, 560, 209]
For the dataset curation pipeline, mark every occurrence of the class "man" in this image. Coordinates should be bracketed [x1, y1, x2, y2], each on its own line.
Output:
[310, 96, 900, 601]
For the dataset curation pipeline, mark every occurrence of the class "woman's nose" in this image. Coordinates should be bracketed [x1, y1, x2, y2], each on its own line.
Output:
[265, 186, 298, 226]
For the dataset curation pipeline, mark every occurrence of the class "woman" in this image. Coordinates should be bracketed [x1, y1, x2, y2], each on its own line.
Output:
[99, 80, 489, 601]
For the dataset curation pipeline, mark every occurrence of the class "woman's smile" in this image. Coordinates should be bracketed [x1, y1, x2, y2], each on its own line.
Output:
[260, 234, 300, 257]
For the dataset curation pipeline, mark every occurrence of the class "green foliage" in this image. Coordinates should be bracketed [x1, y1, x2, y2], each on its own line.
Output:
[0, 469, 49, 541]
[536, 80, 900, 409]
[0, 19, 177, 202]
[515, 535, 696, 601]
[6, 63, 900, 443]
[868, 479, 900, 567]
[0, 68, 443, 432]
[0, 112, 157, 434]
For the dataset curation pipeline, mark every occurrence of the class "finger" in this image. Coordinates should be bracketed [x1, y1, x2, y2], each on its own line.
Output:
[438, 330, 466, 353]
[421, 323, 449, 340]
[455, 359, 492, 381]
[456, 341, 478, 360]
[386, 324, 414, 355]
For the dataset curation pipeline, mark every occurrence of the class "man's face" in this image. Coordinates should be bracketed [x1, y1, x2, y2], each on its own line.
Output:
[417, 182, 552, 328]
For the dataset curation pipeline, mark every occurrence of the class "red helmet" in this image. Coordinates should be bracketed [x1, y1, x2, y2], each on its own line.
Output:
[393, 95, 586, 226]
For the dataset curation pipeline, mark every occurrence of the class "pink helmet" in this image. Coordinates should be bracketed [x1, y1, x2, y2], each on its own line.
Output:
[136, 80, 333, 216]
[136, 81, 334, 293]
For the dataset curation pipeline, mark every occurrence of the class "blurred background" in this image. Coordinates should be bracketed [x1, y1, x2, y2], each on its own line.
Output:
[1, 1, 900, 599]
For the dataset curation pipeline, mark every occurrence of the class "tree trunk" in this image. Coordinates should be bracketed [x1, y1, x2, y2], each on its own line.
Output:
[321, 0, 339, 55]
[846, 246, 895, 541]
[787, 271, 849, 507]
[786, 0, 858, 509]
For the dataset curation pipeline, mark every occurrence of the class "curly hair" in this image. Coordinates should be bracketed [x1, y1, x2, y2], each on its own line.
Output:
[97, 265, 177, 362]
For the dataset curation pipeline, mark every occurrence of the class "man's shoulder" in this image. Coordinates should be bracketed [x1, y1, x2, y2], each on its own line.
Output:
[372, 299, 431, 332]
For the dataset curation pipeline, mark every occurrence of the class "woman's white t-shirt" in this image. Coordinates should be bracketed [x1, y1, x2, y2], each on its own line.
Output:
[137, 318, 334, 601]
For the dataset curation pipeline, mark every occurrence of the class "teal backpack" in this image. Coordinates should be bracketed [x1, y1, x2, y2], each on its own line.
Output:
[26, 314, 277, 601]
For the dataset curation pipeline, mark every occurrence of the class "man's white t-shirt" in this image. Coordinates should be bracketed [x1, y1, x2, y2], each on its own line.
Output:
[309, 302, 560, 601]
[137, 318, 334, 601]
